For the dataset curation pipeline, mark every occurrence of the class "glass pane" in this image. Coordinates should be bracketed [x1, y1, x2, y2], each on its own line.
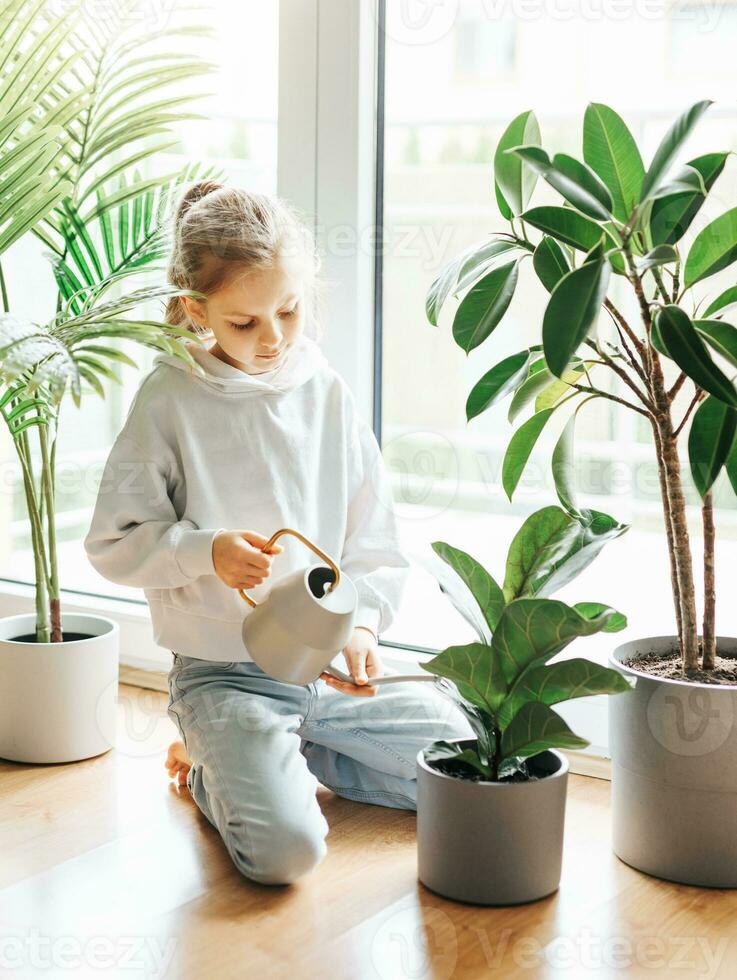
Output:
[379, 0, 737, 660]
[0, 0, 279, 602]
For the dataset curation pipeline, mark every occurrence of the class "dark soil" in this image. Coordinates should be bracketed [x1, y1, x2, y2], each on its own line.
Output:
[12, 632, 92, 643]
[628, 650, 737, 686]
[428, 757, 541, 784]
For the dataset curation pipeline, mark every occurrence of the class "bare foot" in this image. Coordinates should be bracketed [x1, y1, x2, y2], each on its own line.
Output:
[165, 740, 192, 787]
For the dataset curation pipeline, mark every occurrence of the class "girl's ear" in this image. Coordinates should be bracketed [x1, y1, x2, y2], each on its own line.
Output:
[181, 295, 207, 327]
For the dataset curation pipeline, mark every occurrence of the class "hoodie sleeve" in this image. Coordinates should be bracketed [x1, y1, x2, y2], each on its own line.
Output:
[340, 411, 412, 639]
[84, 430, 226, 589]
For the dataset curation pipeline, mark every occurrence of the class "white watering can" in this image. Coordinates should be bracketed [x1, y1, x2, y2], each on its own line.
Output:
[239, 527, 436, 687]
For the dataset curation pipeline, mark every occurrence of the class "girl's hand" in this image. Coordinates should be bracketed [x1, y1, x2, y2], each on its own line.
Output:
[212, 529, 284, 589]
[320, 627, 384, 697]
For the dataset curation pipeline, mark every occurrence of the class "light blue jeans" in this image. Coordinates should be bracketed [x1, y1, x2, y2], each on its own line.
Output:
[166, 652, 473, 885]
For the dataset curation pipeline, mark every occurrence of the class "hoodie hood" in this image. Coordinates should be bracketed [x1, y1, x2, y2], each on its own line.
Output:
[153, 332, 329, 395]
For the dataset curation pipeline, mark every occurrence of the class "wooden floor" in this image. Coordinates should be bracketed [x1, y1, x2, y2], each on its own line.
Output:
[2, 682, 736, 980]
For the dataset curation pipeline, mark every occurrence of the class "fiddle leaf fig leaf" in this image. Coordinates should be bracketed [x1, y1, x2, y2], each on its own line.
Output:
[503, 505, 628, 602]
[500, 702, 589, 759]
[422, 642, 508, 714]
[431, 541, 506, 633]
[498, 657, 634, 730]
[491, 597, 626, 686]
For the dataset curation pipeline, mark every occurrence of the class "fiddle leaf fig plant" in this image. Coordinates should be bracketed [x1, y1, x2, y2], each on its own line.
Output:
[427, 99, 737, 675]
[422, 506, 634, 781]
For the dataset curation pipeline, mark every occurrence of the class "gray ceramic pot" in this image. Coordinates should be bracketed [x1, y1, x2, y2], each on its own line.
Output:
[609, 635, 737, 887]
[416, 739, 569, 905]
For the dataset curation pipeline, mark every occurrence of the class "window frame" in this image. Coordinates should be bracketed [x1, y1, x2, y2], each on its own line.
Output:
[0, 0, 612, 772]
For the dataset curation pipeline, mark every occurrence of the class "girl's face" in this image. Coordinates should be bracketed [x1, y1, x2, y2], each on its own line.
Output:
[183, 255, 306, 375]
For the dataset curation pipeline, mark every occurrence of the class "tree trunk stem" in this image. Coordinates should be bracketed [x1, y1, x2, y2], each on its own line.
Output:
[702, 491, 716, 670]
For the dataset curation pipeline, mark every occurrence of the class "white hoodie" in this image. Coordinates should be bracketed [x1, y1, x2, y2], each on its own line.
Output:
[83, 332, 412, 662]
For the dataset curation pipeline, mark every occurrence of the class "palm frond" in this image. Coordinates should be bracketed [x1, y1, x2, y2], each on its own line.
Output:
[42, 0, 215, 215]
[48, 162, 223, 314]
[0, 2, 88, 253]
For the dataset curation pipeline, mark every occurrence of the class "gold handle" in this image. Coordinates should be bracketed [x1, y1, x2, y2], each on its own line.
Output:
[238, 527, 341, 609]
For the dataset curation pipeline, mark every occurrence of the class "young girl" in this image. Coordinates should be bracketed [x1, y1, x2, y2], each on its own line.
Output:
[84, 181, 472, 886]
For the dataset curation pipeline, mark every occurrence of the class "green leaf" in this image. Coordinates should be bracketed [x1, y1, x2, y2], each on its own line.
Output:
[466, 350, 531, 421]
[552, 399, 598, 519]
[573, 602, 627, 632]
[634, 243, 678, 274]
[502, 408, 554, 501]
[426, 238, 518, 326]
[502, 505, 628, 602]
[703, 285, 737, 319]
[422, 642, 508, 714]
[727, 433, 737, 495]
[657, 305, 737, 407]
[535, 364, 587, 413]
[533, 235, 570, 292]
[684, 206, 737, 288]
[542, 258, 611, 377]
[508, 358, 551, 422]
[506, 145, 612, 220]
[640, 100, 713, 202]
[494, 110, 541, 216]
[650, 153, 728, 246]
[520, 205, 611, 252]
[431, 541, 506, 633]
[694, 319, 737, 370]
[501, 703, 589, 761]
[583, 103, 644, 222]
[499, 658, 634, 730]
[648, 163, 707, 201]
[495, 180, 513, 220]
[688, 396, 737, 497]
[492, 597, 625, 686]
[452, 260, 519, 353]
[423, 741, 493, 779]
[455, 239, 520, 294]
[72, 344, 138, 368]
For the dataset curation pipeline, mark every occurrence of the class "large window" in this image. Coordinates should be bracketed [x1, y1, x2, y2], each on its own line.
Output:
[0, 1, 280, 604]
[378, 0, 737, 668]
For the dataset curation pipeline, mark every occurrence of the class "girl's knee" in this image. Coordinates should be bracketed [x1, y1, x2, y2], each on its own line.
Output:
[231, 817, 329, 886]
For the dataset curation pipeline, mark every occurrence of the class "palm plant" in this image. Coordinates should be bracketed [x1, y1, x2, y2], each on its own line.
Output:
[0, 0, 216, 643]
[420, 505, 634, 781]
[427, 100, 737, 675]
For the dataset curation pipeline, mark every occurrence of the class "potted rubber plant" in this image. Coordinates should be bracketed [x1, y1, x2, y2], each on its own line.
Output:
[415, 504, 634, 905]
[0, 1, 215, 764]
[426, 99, 737, 886]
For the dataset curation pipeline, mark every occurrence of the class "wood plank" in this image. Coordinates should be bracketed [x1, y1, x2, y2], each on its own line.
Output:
[1, 683, 734, 979]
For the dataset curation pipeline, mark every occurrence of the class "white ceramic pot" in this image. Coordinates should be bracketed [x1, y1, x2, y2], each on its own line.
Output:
[0, 612, 119, 763]
[609, 635, 737, 887]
